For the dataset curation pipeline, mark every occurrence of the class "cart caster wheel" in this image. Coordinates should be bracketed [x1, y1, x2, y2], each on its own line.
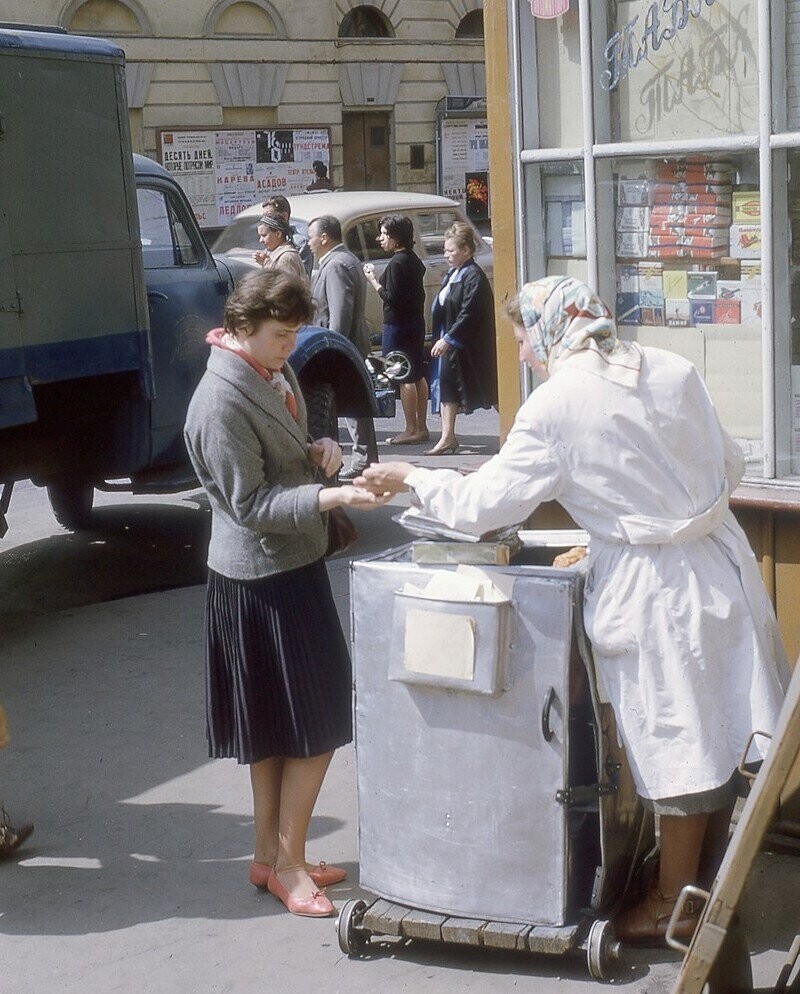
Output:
[587, 919, 621, 981]
[337, 899, 370, 956]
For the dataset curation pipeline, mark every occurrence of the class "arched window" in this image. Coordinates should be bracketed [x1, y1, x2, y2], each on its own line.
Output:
[455, 10, 485, 39]
[203, 0, 286, 38]
[64, 0, 147, 34]
[338, 5, 393, 39]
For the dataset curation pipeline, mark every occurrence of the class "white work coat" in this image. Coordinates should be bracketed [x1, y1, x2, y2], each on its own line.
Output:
[407, 346, 788, 800]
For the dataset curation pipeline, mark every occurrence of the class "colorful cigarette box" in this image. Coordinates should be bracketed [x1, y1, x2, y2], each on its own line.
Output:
[616, 264, 639, 293]
[729, 224, 762, 259]
[732, 191, 761, 223]
[616, 292, 641, 325]
[687, 271, 718, 298]
[666, 299, 691, 327]
[714, 300, 741, 323]
[690, 299, 715, 324]
[663, 270, 688, 299]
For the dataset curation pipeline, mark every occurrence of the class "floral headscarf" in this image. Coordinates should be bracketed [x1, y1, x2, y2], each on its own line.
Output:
[518, 276, 642, 386]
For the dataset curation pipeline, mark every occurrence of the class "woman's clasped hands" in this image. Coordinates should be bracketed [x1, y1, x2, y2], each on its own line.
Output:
[307, 436, 342, 478]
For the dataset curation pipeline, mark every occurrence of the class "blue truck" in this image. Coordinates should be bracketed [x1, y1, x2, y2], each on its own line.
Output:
[0, 24, 382, 534]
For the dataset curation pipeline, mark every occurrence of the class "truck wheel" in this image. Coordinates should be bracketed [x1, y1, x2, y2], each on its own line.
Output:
[304, 381, 338, 442]
[46, 479, 95, 530]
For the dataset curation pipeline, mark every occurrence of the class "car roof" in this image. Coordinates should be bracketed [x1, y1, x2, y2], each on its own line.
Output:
[237, 190, 461, 225]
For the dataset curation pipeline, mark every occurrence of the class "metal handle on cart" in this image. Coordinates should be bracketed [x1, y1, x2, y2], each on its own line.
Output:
[665, 884, 708, 953]
[541, 686, 556, 742]
[737, 729, 773, 781]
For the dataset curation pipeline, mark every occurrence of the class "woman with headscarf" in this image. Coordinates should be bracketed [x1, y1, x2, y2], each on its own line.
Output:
[361, 275, 788, 945]
[253, 212, 308, 284]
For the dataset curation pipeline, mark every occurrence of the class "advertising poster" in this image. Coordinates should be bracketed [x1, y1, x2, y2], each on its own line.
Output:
[160, 128, 331, 228]
[440, 118, 491, 219]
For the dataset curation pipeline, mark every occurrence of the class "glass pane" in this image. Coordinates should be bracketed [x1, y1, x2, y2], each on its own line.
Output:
[786, 2, 800, 131]
[597, 1, 759, 143]
[137, 188, 176, 268]
[210, 213, 260, 254]
[357, 218, 394, 262]
[534, 9, 584, 147]
[415, 210, 462, 257]
[169, 199, 201, 266]
[520, 162, 588, 286]
[787, 151, 800, 476]
[598, 154, 763, 475]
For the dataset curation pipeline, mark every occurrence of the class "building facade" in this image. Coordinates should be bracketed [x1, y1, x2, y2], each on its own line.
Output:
[7, 1, 487, 230]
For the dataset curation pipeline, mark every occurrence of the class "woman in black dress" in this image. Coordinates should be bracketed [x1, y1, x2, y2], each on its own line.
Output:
[184, 270, 388, 918]
[363, 213, 430, 445]
[428, 221, 497, 454]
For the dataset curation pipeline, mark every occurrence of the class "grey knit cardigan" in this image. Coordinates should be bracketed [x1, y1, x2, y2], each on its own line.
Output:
[184, 347, 327, 580]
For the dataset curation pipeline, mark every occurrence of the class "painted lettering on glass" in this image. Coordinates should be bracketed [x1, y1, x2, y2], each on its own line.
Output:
[600, 0, 716, 92]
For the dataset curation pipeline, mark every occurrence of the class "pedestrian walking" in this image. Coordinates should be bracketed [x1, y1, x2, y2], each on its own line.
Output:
[363, 213, 430, 445]
[253, 213, 308, 284]
[260, 195, 314, 278]
[184, 269, 388, 919]
[308, 214, 379, 479]
[361, 275, 788, 945]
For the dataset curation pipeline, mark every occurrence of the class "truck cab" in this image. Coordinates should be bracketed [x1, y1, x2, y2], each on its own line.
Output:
[0, 25, 380, 533]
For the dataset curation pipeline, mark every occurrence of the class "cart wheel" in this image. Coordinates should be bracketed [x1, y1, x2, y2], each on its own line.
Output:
[587, 919, 620, 981]
[337, 899, 370, 956]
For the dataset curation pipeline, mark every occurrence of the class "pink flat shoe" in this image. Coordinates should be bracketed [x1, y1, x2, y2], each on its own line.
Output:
[307, 861, 347, 888]
[249, 861, 273, 889]
[267, 868, 335, 918]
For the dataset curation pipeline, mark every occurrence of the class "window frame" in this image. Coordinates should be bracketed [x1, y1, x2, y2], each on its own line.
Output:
[508, 0, 790, 482]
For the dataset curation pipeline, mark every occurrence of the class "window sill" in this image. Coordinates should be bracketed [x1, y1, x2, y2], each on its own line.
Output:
[731, 480, 800, 513]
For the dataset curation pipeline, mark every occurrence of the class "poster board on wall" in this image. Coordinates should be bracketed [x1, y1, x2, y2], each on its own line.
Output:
[157, 128, 331, 228]
[438, 114, 491, 222]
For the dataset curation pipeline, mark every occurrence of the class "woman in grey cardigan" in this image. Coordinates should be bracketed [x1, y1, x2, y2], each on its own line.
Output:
[184, 270, 388, 918]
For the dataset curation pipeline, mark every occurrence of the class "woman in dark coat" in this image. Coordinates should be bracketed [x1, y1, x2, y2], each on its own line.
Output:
[428, 221, 497, 454]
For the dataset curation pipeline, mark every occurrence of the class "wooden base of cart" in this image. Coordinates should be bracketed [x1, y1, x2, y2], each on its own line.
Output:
[337, 896, 620, 981]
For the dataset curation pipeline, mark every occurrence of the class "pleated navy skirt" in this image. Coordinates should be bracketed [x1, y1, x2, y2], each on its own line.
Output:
[205, 558, 353, 764]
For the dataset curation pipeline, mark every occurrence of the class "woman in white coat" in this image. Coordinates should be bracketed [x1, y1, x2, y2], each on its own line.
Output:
[361, 275, 788, 945]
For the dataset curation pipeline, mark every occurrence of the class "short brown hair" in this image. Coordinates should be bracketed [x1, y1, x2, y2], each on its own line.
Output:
[261, 195, 291, 218]
[504, 292, 523, 325]
[224, 269, 315, 336]
[444, 220, 476, 256]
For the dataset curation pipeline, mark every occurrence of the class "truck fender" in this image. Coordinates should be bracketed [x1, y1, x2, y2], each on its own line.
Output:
[289, 326, 378, 419]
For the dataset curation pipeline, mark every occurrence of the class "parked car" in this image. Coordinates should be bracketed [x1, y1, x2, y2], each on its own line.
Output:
[211, 191, 494, 343]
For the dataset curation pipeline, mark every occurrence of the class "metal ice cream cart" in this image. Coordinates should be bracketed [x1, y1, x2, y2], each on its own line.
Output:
[337, 533, 655, 980]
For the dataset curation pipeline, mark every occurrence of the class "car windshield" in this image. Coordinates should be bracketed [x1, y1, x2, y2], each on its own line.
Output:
[211, 214, 309, 254]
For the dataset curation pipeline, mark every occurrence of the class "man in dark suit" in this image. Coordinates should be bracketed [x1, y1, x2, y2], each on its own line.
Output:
[308, 215, 378, 479]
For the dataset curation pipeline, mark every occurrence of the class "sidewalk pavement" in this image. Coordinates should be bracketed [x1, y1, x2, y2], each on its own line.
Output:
[1, 413, 798, 993]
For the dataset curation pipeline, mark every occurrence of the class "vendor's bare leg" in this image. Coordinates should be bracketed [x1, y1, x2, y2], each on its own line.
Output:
[250, 757, 284, 867]
[274, 751, 334, 899]
[698, 801, 735, 889]
[616, 813, 708, 944]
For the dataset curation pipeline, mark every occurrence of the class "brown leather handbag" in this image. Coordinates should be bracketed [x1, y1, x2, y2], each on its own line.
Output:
[326, 505, 358, 557]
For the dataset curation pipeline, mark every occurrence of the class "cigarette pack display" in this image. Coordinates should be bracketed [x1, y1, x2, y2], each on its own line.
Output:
[617, 179, 651, 206]
[650, 224, 731, 238]
[716, 280, 742, 300]
[729, 223, 762, 259]
[616, 264, 639, 293]
[666, 299, 691, 326]
[651, 246, 727, 259]
[656, 163, 734, 183]
[690, 299, 715, 324]
[617, 230, 649, 257]
[637, 261, 663, 294]
[650, 182, 732, 198]
[616, 206, 650, 231]
[714, 300, 741, 323]
[687, 271, 718, 298]
[741, 260, 761, 285]
[640, 291, 665, 308]
[616, 292, 641, 325]
[741, 286, 762, 325]
[650, 233, 729, 248]
[663, 270, 688, 299]
[732, 191, 761, 223]
[649, 207, 732, 226]
[651, 191, 732, 207]
[640, 305, 666, 326]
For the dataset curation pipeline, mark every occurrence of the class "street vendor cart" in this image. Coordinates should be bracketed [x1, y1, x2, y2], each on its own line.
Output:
[338, 534, 655, 980]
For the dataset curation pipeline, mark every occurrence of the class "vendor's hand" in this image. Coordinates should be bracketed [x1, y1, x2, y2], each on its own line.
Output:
[359, 461, 415, 495]
[552, 546, 587, 568]
[308, 437, 342, 478]
[431, 339, 451, 358]
[252, 250, 268, 266]
[337, 485, 393, 510]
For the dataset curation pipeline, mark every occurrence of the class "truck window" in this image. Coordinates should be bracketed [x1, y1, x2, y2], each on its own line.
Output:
[137, 187, 201, 268]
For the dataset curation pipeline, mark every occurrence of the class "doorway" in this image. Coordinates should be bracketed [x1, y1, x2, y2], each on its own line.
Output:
[342, 111, 392, 190]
